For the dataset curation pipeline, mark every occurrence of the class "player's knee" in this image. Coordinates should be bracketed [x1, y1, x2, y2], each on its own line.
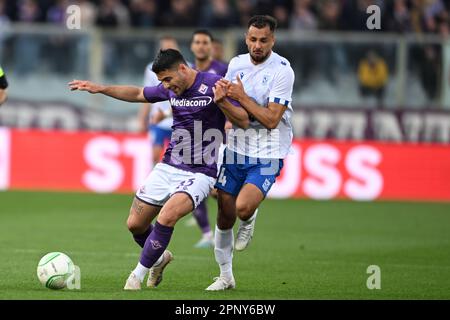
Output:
[126, 217, 147, 235]
[157, 212, 178, 227]
[236, 201, 254, 221]
[217, 214, 235, 230]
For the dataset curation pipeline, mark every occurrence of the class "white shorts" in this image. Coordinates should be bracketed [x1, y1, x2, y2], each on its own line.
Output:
[135, 163, 215, 209]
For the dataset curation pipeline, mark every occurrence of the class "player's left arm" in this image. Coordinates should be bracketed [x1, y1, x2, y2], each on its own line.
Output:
[227, 67, 295, 130]
[238, 95, 286, 130]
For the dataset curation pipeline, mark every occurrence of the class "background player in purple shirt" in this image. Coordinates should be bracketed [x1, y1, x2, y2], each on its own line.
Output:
[191, 29, 228, 76]
[185, 29, 229, 249]
[69, 49, 249, 290]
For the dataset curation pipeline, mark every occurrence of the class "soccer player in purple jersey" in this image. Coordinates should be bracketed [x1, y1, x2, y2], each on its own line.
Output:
[139, 36, 214, 250]
[69, 49, 249, 290]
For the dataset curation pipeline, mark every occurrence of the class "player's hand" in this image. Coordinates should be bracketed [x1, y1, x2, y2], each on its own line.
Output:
[68, 80, 104, 94]
[216, 78, 230, 88]
[226, 75, 246, 102]
[213, 82, 228, 104]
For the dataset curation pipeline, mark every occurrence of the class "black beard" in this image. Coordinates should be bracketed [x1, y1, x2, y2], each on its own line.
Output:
[196, 56, 209, 62]
[250, 52, 269, 63]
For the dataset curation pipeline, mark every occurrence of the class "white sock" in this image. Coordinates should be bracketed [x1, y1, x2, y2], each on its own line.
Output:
[132, 253, 164, 282]
[132, 262, 149, 282]
[214, 225, 234, 280]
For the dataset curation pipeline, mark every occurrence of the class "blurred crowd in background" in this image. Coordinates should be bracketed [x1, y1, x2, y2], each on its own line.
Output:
[0, 0, 450, 35]
[1, 0, 449, 109]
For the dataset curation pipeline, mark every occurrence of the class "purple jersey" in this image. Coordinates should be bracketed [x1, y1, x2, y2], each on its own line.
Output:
[143, 72, 227, 178]
[195, 60, 228, 77]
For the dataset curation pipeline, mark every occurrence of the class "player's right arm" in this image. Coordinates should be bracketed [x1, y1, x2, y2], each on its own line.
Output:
[69, 80, 147, 102]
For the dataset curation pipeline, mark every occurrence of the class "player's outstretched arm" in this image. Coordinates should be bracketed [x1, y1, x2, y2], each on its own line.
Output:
[69, 80, 147, 103]
[213, 82, 249, 129]
[226, 76, 287, 130]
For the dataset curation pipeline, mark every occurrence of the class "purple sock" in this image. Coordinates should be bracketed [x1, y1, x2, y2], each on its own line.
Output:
[140, 221, 174, 268]
[132, 224, 153, 248]
[193, 200, 211, 234]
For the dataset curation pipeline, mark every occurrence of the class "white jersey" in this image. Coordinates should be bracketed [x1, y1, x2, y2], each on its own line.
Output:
[144, 62, 173, 130]
[225, 51, 295, 159]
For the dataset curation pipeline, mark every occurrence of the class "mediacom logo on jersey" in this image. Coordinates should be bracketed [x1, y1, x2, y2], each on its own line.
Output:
[170, 96, 212, 107]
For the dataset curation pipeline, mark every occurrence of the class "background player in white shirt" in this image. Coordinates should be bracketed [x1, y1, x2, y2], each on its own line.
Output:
[138, 36, 177, 166]
[206, 15, 295, 291]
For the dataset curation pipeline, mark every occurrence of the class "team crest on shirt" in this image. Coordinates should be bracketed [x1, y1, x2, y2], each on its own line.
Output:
[198, 83, 208, 94]
[262, 75, 270, 85]
[240, 72, 244, 79]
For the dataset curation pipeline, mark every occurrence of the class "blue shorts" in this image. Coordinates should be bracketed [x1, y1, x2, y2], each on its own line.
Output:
[214, 148, 284, 197]
[149, 125, 172, 147]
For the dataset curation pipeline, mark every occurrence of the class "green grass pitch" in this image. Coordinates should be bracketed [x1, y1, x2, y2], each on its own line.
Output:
[0, 190, 449, 299]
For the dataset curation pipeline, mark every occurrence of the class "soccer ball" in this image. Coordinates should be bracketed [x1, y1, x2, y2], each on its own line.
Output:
[37, 252, 75, 290]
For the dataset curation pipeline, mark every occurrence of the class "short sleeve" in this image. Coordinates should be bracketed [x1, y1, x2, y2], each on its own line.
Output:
[224, 57, 238, 82]
[268, 65, 295, 108]
[143, 84, 170, 103]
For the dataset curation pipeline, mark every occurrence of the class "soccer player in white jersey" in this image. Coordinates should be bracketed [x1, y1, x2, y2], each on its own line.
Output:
[206, 15, 295, 290]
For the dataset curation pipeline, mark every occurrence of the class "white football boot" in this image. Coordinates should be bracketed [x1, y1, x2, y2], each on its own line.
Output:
[194, 234, 215, 249]
[235, 209, 258, 251]
[147, 250, 174, 288]
[123, 272, 142, 290]
[205, 276, 236, 291]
